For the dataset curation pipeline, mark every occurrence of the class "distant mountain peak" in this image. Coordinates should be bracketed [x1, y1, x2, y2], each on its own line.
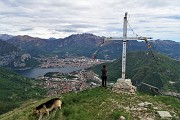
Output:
[48, 37, 57, 40]
[0, 34, 13, 41]
[15, 35, 37, 39]
[11, 35, 43, 41]
[65, 33, 100, 39]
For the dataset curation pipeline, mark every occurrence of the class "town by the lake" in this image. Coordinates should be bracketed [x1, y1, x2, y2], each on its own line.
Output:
[29, 56, 111, 96]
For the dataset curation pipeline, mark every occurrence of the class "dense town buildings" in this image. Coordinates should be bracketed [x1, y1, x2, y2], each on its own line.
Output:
[38, 70, 101, 96]
[36, 56, 110, 68]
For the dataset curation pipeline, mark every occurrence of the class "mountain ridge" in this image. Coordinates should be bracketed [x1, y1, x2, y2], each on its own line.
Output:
[0, 34, 13, 41]
[0, 87, 179, 120]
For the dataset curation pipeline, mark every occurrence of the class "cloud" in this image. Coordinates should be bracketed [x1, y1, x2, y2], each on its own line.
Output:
[19, 27, 33, 31]
[54, 27, 77, 33]
[0, 0, 179, 41]
[162, 16, 180, 20]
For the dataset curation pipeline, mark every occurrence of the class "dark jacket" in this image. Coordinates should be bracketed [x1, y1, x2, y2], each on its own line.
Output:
[101, 68, 107, 76]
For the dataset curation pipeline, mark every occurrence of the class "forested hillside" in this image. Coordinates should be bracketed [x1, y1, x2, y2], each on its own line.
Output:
[91, 51, 180, 92]
[0, 68, 47, 115]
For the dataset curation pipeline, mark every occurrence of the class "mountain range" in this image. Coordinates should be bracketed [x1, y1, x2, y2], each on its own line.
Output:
[1, 33, 179, 60]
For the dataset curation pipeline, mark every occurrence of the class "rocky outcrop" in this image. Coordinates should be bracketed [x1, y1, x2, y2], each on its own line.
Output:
[123, 101, 177, 120]
[118, 116, 126, 120]
[13, 53, 32, 68]
[112, 78, 136, 94]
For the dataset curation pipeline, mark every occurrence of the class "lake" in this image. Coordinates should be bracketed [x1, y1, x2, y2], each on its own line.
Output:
[14, 67, 81, 78]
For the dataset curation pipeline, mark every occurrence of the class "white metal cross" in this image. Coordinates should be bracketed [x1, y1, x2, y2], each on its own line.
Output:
[105, 12, 152, 80]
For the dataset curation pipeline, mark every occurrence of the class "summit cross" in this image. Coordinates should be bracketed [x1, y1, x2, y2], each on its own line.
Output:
[105, 12, 152, 80]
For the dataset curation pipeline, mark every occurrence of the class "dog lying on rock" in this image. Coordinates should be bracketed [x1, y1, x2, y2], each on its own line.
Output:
[33, 98, 62, 120]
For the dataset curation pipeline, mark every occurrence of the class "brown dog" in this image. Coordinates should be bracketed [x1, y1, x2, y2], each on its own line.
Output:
[33, 98, 62, 120]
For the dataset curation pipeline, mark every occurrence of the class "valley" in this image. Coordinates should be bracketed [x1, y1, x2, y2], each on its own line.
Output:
[0, 33, 179, 119]
[1, 1, 180, 119]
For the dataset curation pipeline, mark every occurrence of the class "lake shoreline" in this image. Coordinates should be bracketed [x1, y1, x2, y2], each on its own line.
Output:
[13, 67, 82, 78]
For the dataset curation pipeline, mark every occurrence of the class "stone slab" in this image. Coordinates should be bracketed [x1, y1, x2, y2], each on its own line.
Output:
[157, 111, 172, 118]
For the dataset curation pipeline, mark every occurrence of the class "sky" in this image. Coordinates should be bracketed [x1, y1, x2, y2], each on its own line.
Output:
[0, 0, 180, 42]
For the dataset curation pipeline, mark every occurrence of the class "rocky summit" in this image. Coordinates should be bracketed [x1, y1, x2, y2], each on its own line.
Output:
[112, 79, 136, 94]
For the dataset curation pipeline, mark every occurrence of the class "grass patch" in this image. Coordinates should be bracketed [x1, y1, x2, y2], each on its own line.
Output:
[0, 87, 179, 120]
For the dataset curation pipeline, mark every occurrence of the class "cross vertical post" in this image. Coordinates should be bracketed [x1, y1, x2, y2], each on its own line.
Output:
[122, 12, 128, 79]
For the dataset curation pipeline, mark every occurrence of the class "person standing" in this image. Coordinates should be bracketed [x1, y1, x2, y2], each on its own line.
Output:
[101, 65, 107, 87]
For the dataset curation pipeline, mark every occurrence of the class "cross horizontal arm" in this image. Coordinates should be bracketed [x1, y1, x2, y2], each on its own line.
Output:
[104, 37, 123, 41]
[105, 37, 152, 41]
